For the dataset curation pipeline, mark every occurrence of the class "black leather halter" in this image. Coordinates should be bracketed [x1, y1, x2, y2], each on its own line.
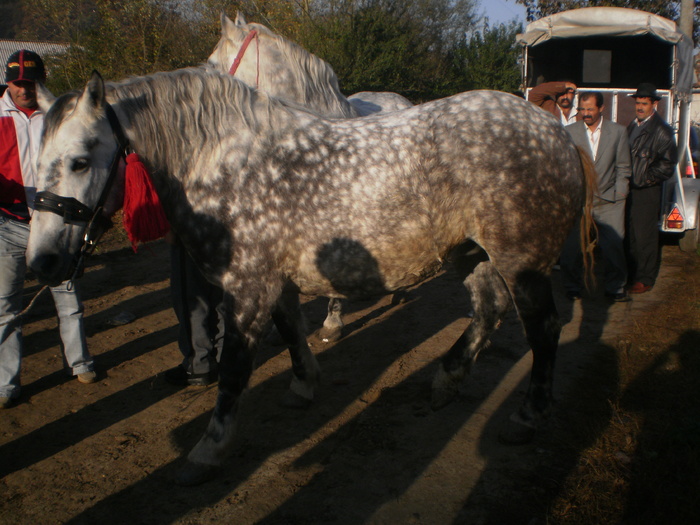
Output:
[34, 103, 129, 279]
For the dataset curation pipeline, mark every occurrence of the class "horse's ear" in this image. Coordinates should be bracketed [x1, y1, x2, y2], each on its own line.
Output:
[81, 70, 106, 113]
[234, 11, 246, 26]
[221, 12, 233, 35]
[36, 83, 56, 113]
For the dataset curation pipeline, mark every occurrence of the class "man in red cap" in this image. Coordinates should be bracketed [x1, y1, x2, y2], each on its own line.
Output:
[0, 50, 96, 409]
[626, 83, 678, 295]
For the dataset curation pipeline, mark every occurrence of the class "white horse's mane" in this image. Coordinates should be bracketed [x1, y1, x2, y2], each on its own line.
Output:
[44, 68, 290, 179]
[226, 20, 360, 118]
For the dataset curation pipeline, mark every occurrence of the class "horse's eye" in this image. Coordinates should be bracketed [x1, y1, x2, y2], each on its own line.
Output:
[71, 158, 90, 172]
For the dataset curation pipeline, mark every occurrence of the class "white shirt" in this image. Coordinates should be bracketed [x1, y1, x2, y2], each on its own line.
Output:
[559, 95, 578, 126]
[586, 117, 603, 159]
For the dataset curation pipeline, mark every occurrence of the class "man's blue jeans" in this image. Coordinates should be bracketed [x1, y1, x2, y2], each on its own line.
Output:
[0, 216, 93, 399]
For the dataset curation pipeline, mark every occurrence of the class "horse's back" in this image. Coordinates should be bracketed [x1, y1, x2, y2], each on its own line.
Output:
[427, 90, 584, 269]
[256, 89, 585, 292]
[348, 91, 414, 115]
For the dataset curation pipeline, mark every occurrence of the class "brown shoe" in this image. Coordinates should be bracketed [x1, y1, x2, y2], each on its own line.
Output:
[629, 282, 653, 294]
[77, 370, 97, 384]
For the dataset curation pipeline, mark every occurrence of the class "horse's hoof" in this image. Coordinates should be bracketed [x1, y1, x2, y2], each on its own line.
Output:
[318, 326, 342, 343]
[391, 290, 409, 305]
[175, 461, 220, 486]
[280, 390, 313, 409]
[430, 385, 458, 411]
[498, 419, 536, 445]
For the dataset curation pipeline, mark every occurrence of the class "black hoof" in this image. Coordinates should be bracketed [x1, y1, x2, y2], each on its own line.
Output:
[175, 461, 220, 486]
[280, 390, 313, 409]
[391, 290, 409, 305]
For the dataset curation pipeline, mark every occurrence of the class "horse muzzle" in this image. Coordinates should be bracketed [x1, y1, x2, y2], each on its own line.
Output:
[28, 191, 113, 285]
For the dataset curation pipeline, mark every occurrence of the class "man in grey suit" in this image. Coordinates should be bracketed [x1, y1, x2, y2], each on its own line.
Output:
[561, 91, 632, 302]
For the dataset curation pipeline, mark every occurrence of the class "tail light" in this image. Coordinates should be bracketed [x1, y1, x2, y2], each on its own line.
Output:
[666, 206, 684, 229]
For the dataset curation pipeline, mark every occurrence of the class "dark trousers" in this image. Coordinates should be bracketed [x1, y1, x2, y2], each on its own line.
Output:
[170, 243, 226, 375]
[561, 201, 627, 295]
[626, 185, 662, 286]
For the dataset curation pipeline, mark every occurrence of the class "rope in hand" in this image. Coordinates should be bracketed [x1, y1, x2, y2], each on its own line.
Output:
[0, 284, 50, 327]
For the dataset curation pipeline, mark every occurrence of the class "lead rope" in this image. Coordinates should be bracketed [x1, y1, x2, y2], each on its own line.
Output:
[0, 284, 49, 327]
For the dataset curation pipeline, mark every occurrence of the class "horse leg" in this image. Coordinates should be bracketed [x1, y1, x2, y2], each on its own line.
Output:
[177, 293, 269, 486]
[431, 260, 513, 410]
[318, 297, 344, 342]
[271, 291, 322, 408]
[500, 269, 560, 443]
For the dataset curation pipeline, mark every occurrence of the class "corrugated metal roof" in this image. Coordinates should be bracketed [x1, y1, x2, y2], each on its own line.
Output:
[0, 40, 69, 84]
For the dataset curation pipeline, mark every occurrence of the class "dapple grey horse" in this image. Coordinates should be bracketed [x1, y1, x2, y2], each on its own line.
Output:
[208, 12, 414, 341]
[27, 68, 595, 485]
[208, 12, 413, 117]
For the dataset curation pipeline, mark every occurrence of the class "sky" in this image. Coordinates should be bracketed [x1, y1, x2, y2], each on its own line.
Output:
[481, 0, 528, 24]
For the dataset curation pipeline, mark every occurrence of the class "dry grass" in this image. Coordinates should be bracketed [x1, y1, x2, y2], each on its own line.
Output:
[542, 248, 700, 524]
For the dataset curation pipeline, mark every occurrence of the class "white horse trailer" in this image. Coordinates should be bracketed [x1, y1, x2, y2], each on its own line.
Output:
[517, 7, 699, 252]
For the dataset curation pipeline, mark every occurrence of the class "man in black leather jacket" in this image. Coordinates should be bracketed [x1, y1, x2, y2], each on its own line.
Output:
[626, 83, 678, 294]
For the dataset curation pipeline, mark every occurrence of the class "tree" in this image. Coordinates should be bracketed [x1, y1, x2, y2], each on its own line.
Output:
[452, 20, 523, 93]
[0, 0, 25, 38]
[294, 0, 479, 100]
[10, 0, 491, 101]
[16, 0, 216, 92]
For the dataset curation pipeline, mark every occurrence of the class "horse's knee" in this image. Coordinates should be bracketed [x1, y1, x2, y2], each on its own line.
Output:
[431, 262, 515, 410]
[465, 262, 513, 321]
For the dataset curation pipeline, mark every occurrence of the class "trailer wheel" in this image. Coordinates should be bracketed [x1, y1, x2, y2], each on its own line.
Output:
[679, 208, 700, 253]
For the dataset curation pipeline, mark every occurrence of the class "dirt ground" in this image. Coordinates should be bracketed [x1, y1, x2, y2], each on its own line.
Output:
[0, 232, 697, 525]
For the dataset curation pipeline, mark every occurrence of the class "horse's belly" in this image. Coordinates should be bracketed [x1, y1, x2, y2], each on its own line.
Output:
[291, 245, 445, 299]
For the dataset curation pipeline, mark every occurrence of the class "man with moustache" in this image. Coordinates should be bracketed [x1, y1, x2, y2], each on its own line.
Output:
[561, 91, 632, 302]
[529, 80, 579, 125]
[626, 83, 677, 294]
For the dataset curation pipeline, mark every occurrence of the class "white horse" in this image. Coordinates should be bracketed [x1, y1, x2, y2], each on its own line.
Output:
[208, 12, 414, 341]
[208, 12, 414, 118]
[28, 68, 595, 485]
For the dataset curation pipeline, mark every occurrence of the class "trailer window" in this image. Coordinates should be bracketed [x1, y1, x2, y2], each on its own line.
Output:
[583, 50, 612, 83]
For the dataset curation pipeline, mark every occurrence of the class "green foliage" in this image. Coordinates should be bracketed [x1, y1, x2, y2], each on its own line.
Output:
[296, 0, 479, 100]
[14, 0, 221, 92]
[0, 0, 23, 38]
[3, 0, 524, 101]
[452, 21, 523, 93]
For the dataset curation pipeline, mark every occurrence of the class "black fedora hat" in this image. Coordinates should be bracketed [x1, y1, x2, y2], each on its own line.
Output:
[629, 82, 661, 101]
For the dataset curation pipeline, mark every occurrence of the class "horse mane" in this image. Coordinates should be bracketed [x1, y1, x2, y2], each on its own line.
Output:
[43, 91, 79, 142]
[106, 68, 280, 177]
[246, 22, 359, 118]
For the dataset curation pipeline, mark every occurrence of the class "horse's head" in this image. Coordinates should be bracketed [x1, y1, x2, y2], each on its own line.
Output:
[27, 71, 124, 286]
[208, 12, 256, 77]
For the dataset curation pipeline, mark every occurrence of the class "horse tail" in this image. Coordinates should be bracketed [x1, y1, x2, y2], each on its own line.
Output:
[576, 145, 598, 289]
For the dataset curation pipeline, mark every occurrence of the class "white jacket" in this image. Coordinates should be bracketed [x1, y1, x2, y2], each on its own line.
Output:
[0, 88, 44, 217]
